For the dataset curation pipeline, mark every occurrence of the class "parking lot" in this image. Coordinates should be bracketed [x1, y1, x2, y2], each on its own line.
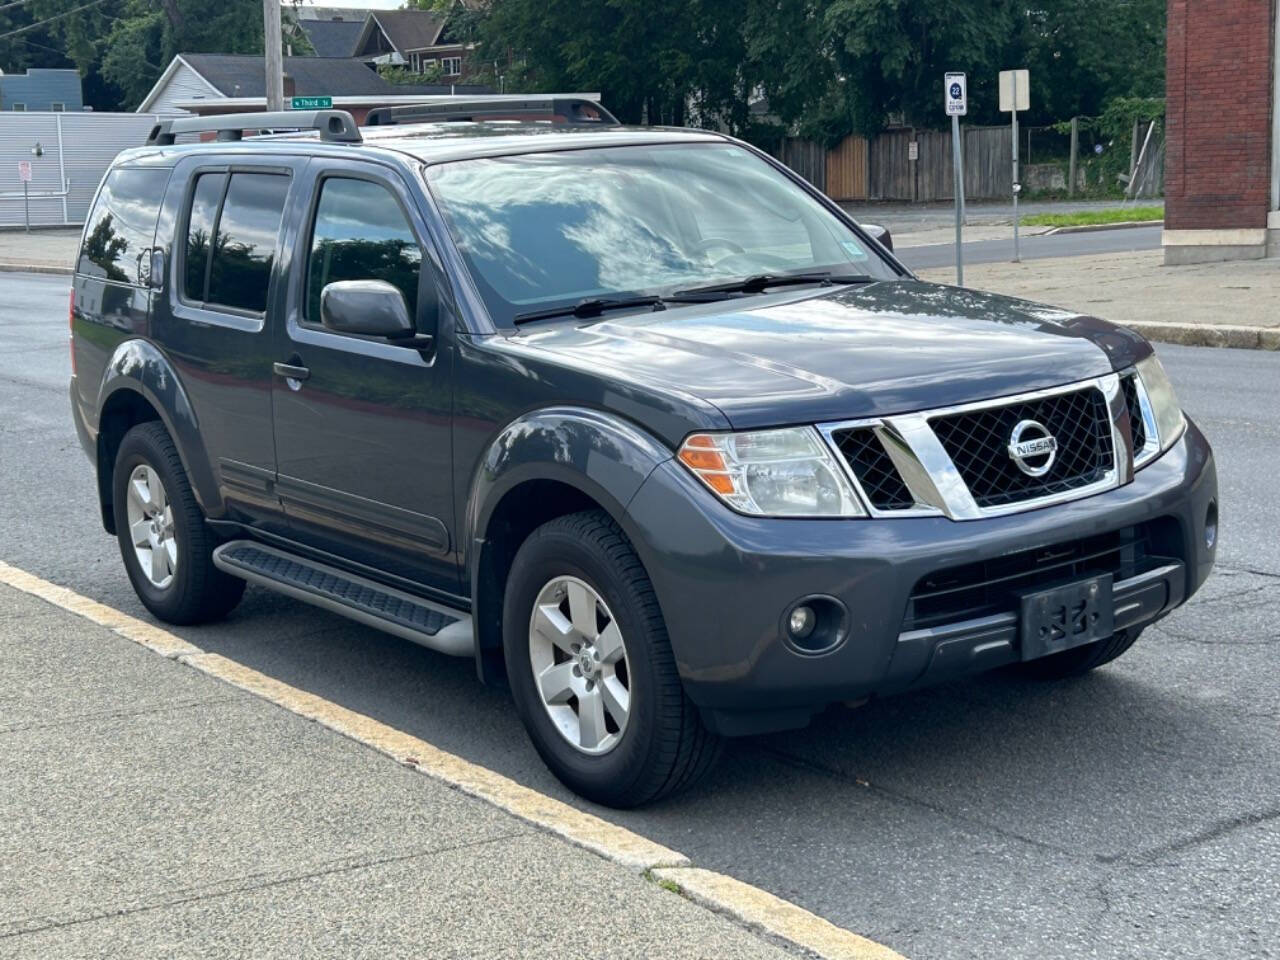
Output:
[3, 269, 1278, 959]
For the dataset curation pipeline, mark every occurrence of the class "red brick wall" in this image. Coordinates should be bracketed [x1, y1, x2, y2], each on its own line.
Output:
[1165, 0, 1275, 230]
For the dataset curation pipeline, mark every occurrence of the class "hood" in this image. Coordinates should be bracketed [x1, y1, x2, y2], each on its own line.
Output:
[509, 279, 1152, 428]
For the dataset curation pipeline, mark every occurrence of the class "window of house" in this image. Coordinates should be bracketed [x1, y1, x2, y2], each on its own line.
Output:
[182, 171, 289, 314]
[78, 167, 172, 285]
[409, 52, 421, 72]
[51, 102, 65, 112]
[441, 57, 462, 77]
[11, 103, 25, 112]
[305, 177, 422, 326]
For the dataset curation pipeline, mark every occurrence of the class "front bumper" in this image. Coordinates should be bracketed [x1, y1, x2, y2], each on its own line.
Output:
[624, 418, 1217, 734]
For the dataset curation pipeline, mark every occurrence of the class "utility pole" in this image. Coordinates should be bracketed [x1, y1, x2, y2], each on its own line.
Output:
[263, 0, 284, 112]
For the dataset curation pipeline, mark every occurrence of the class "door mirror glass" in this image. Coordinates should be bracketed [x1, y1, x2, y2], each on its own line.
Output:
[319, 279, 415, 339]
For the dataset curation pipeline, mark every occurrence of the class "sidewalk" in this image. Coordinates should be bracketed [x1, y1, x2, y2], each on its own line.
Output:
[0, 228, 78, 274]
[0, 581, 799, 959]
[917, 250, 1280, 350]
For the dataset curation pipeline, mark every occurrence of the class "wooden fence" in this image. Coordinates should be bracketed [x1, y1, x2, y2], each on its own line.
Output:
[772, 125, 1024, 202]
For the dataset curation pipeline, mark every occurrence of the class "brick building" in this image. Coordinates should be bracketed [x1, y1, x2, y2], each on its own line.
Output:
[1164, 0, 1279, 263]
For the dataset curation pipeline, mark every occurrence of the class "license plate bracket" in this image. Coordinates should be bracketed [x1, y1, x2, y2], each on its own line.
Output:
[1019, 574, 1115, 661]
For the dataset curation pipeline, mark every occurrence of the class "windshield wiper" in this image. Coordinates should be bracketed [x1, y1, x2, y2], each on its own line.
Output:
[673, 272, 876, 300]
[513, 295, 667, 325]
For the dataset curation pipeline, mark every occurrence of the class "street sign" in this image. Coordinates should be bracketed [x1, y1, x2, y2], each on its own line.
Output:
[999, 69, 1030, 112]
[290, 96, 332, 110]
[944, 72, 967, 116]
[908, 141, 919, 161]
[17, 161, 32, 183]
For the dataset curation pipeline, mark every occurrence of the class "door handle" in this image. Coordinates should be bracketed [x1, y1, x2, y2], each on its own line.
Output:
[273, 361, 311, 381]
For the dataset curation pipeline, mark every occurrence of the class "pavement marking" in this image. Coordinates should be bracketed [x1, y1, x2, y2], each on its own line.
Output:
[0, 560, 908, 960]
[653, 867, 907, 960]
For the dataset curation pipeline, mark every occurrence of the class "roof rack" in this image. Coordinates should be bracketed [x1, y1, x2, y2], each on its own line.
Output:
[145, 110, 362, 146]
[363, 96, 619, 128]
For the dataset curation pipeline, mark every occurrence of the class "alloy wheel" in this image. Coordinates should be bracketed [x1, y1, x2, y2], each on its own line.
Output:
[125, 463, 177, 589]
[528, 576, 632, 755]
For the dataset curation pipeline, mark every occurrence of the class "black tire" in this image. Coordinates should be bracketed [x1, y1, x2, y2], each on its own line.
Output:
[112, 422, 245, 625]
[503, 510, 721, 807]
[1015, 628, 1143, 680]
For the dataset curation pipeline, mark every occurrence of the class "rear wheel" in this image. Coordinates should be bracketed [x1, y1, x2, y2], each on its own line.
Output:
[1015, 628, 1143, 680]
[112, 422, 245, 625]
[503, 510, 721, 807]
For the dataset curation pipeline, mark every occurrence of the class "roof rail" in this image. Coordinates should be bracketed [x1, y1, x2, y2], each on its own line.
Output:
[145, 110, 363, 146]
[363, 96, 619, 128]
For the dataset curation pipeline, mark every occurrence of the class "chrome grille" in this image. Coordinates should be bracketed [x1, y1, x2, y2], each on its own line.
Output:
[830, 427, 915, 511]
[929, 386, 1114, 509]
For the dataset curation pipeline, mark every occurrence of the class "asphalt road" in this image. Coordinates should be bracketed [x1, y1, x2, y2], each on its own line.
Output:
[896, 224, 1163, 270]
[3, 271, 1277, 960]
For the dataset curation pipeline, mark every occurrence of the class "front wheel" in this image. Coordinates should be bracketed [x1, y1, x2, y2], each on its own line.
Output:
[503, 510, 721, 807]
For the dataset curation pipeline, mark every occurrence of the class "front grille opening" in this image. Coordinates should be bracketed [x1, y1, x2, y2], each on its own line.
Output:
[830, 426, 916, 511]
[1121, 373, 1148, 452]
[902, 518, 1179, 632]
[931, 386, 1115, 509]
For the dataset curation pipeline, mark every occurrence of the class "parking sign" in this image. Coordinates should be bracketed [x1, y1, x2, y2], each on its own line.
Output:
[945, 72, 967, 116]
[18, 161, 32, 182]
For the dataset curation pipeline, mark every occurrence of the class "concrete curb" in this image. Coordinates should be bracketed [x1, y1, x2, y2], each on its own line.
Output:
[0, 261, 73, 276]
[1041, 220, 1161, 235]
[1123, 320, 1280, 351]
[0, 559, 908, 960]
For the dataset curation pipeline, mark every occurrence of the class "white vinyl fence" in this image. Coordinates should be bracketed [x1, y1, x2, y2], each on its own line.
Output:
[0, 112, 167, 228]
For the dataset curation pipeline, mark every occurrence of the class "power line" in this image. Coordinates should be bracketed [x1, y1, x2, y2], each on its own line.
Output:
[0, 0, 110, 40]
[0, 0, 41, 14]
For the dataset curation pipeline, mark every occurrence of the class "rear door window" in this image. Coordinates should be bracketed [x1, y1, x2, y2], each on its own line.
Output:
[78, 167, 171, 285]
[183, 171, 289, 315]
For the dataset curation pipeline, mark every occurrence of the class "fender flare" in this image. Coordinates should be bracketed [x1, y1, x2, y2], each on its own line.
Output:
[96, 338, 221, 521]
[463, 406, 674, 680]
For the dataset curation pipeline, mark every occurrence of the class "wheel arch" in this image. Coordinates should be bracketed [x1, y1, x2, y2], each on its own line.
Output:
[95, 339, 218, 534]
[465, 407, 673, 685]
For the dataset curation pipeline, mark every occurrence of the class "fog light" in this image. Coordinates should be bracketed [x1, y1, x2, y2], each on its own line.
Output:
[788, 605, 816, 640]
[1204, 500, 1218, 550]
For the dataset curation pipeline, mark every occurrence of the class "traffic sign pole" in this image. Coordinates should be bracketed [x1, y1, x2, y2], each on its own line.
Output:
[1012, 71, 1020, 263]
[945, 72, 967, 286]
[952, 114, 964, 286]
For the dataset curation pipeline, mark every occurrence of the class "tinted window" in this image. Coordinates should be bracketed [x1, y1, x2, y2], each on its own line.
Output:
[203, 173, 288, 314]
[183, 172, 226, 302]
[306, 178, 421, 324]
[78, 167, 170, 285]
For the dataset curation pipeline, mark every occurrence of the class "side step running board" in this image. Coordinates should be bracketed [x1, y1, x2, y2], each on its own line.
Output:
[212, 540, 474, 657]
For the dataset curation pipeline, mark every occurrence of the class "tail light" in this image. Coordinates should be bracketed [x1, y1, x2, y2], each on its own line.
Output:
[68, 289, 76, 377]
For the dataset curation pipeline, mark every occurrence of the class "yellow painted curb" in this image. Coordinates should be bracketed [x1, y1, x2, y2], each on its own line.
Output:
[180, 651, 687, 873]
[0, 560, 199, 658]
[653, 866, 908, 960]
[0, 560, 909, 959]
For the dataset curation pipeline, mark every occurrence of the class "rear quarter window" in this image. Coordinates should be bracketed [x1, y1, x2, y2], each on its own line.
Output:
[78, 167, 172, 285]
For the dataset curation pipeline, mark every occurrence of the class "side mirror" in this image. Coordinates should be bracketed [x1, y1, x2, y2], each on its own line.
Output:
[863, 223, 893, 252]
[320, 280, 415, 340]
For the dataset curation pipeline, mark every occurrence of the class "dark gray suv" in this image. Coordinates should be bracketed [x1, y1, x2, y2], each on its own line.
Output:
[69, 100, 1217, 806]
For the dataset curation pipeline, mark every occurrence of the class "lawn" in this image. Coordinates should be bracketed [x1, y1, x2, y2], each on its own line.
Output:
[1021, 205, 1164, 228]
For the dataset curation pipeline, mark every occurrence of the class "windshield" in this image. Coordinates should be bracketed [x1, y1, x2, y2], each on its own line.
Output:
[423, 142, 900, 326]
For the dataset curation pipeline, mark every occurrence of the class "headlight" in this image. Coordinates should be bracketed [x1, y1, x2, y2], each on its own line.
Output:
[677, 427, 866, 517]
[1135, 355, 1186, 457]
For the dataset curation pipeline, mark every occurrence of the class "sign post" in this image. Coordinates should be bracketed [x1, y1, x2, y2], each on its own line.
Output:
[945, 72, 967, 285]
[999, 69, 1030, 262]
[18, 161, 32, 233]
